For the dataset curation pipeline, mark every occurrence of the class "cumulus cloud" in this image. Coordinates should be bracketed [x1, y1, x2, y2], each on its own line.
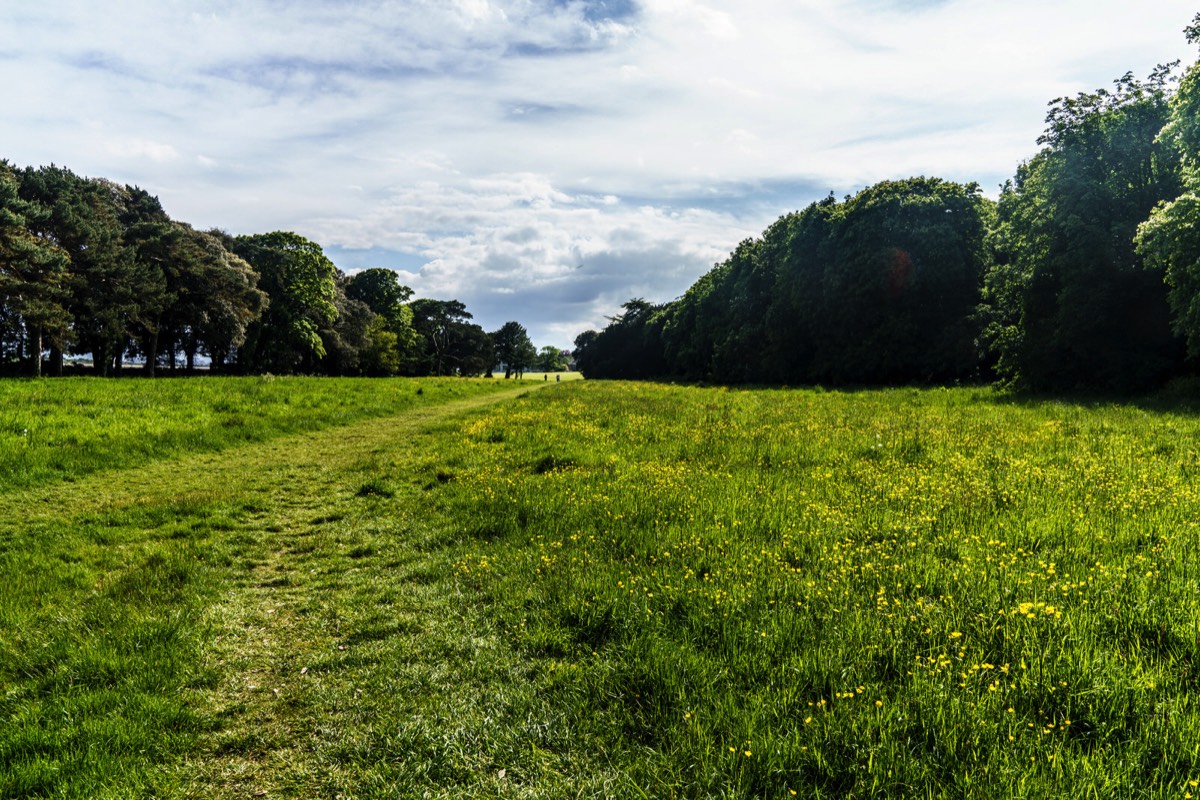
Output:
[1, 0, 1197, 345]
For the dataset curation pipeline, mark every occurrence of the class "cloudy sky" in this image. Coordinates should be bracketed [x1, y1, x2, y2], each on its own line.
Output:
[2, 1, 1197, 347]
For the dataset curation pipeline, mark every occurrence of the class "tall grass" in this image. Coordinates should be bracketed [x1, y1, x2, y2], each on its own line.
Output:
[433, 382, 1200, 798]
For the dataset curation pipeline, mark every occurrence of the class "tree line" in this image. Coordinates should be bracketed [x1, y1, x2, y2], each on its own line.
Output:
[0, 163, 568, 378]
[575, 17, 1200, 394]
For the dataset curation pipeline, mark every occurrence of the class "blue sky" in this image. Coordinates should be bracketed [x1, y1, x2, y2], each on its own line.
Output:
[2, 0, 1197, 348]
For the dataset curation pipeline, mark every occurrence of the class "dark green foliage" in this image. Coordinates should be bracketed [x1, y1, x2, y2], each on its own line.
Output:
[792, 178, 989, 384]
[580, 22, 1200, 394]
[981, 66, 1186, 392]
[591, 179, 991, 385]
[320, 280, 377, 376]
[536, 345, 569, 372]
[345, 268, 420, 375]
[409, 298, 493, 376]
[1136, 16, 1200, 360]
[574, 298, 670, 379]
[231, 231, 339, 373]
[346, 267, 412, 327]
[171, 227, 265, 372]
[0, 161, 70, 376]
[0, 157, 518, 381]
[490, 320, 537, 378]
[121, 199, 265, 376]
[18, 165, 140, 375]
[6, 167, 266, 376]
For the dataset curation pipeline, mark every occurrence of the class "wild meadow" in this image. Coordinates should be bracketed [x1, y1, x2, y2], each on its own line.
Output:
[435, 382, 1200, 798]
[2, 377, 1200, 798]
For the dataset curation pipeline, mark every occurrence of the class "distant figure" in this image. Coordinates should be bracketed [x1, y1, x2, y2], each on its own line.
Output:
[556, 374, 560, 382]
[544, 374, 548, 381]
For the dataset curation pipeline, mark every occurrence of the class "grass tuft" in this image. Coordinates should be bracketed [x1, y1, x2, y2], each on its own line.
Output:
[355, 478, 396, 498]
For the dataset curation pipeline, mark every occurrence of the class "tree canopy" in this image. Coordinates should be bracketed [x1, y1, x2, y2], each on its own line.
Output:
[580, 178, 991, 385]
[577, 16, 1200, 395]
[0, 161, 552, 379]
[491, 320, 537, 378]
[1136, 16, 1200, 362]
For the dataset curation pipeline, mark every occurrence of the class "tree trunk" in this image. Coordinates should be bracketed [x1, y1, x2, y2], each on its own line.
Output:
[50, 345, 63, 377]
[145, 327, 159, 378]
[32, 326, 43, 378]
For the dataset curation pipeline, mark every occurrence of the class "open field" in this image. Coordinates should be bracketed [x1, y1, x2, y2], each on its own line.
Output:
[3, 379, 1200, 798]
[489, 371, 584, 383]
[0, 376, 517, 491]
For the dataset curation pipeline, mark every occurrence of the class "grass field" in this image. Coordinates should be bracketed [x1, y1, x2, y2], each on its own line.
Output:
[490, 370, 584, 383]
[2, 378, 1200, 798]
[0, 375, 516, 490]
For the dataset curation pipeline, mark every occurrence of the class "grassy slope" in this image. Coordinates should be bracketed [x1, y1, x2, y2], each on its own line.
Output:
[3, 379, 1200, 798]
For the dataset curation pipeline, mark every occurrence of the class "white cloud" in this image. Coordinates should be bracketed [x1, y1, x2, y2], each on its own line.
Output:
[0, 0, 1197, 346]
[105, 138, 180, 163]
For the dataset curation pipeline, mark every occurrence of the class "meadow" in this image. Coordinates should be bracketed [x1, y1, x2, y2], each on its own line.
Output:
[0, 375, 518, 490]
[2, 377, 1200, 798]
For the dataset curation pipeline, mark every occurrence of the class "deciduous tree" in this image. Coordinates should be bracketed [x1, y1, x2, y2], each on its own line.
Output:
[984, 66, 1184, 391]
[232, 231, 338, 373]
[1136, 16, 1200, 359]
[491, 320, 536, 378]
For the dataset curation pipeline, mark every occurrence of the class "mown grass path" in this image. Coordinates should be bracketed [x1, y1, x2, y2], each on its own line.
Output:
[178, 382, 557, 798]
[0, 382, 553, 799]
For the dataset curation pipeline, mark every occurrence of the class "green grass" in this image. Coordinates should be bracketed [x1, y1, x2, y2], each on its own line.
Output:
[433, 383, 1200, 798]
[3, 379, 1200, 798]
[489, 370, 584, 383]
[0, 377, 523, 799]
[0, 375, 514, 491]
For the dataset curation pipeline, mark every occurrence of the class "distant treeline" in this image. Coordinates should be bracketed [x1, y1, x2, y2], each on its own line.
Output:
[575, 18, 1200, 393]
[0, 164, 566, 378]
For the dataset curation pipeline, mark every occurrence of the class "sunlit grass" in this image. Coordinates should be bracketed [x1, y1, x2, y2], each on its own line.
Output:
[0, 375, 512, 491]
[489, 371, 584, 382]
[436, 383, 1200, 798]
[5, 378, 1200, 797]
[0, 377, 522, 799]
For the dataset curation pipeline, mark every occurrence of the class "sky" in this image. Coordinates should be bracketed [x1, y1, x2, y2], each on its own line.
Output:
[2, 1, 1197, 348]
